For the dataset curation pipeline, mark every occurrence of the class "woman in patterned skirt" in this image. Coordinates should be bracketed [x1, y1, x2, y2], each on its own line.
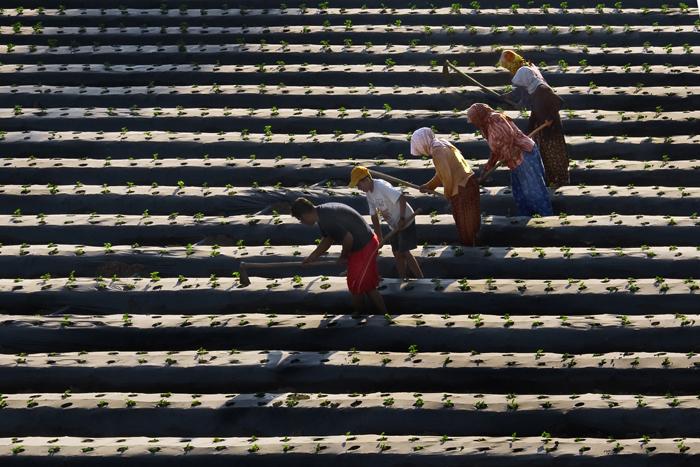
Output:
[497, 49, 569, 188]
[467, 103, 553, 217]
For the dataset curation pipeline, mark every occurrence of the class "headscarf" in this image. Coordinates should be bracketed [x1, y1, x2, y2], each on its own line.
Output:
[467, 103, 533, 168]
[497, 49, 526, 75]
[466, 103, 506, 139]
[409, 127, 451, 157]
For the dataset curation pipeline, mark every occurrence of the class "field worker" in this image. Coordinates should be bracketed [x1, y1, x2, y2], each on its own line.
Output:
[349, 166, 424, 281]
[497, 49, 569, 187]
[410, 127, 481, 246]
[467, 103, 553, 217]
[291, 197, 387, 315]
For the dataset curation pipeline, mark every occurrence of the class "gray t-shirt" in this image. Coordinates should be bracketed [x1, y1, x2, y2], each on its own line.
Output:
[317, 203, 373, 251]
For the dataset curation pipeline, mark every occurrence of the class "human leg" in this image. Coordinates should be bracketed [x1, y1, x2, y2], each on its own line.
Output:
[449, 179, 481, 245]
[392, 222, 419, 279]
[510, 165, 530, 216]
[405, 252, 424, 279]
[351, 294, 365, 315]
[393, 249, 408, 280]
[367, 289, 388, 314]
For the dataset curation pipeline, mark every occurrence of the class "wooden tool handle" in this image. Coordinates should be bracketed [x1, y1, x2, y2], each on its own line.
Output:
[368, 169, 421, 190]
[445, 61, 502, 98]
[368, 169, 442, 196]
[377, 209, 422, 249]
[477, 162, 502, 184]
[445, 61, 523, 109]
[528, 119, 553, 138]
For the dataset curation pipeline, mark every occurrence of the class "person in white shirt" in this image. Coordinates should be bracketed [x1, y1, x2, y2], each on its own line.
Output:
[349, 166, 424, 281]
[497, 49, 569, 188]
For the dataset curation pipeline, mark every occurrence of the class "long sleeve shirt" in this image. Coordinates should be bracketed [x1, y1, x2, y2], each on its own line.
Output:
[503, 86, 531, 110]
[512, 65, 548, 94]
[424, 145, 474, 198]
[482, 115, 535, 172]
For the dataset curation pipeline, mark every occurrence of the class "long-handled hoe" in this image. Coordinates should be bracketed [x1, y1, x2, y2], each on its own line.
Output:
[368, 169, 441, 196]
[442, 60, 519, 108]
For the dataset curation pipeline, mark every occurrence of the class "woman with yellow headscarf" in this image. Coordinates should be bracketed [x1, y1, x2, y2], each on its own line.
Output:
[497, 50, 569, 188]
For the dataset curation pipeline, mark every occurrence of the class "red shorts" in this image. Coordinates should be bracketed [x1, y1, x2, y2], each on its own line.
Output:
[346, 234, 380, 295]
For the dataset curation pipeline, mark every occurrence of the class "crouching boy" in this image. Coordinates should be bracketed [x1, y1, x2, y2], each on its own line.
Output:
[291, 197, 387, 315]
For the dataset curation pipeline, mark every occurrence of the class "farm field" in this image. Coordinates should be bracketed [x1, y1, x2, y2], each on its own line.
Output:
[0, 1, 699, 465]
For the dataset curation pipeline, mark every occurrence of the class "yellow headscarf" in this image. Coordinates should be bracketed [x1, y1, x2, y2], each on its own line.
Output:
[497, 49, 525, 75]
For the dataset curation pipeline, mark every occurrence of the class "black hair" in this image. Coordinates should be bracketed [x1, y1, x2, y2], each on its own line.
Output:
[291, 197, 315, 219]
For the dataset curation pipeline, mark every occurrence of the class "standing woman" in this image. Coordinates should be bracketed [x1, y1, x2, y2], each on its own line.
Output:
[467, 103, 553, 217]
[410, 127, 481, 246]
[497, 49, 569, 187]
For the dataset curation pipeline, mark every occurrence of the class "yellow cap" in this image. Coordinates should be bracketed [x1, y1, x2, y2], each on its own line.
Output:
[349, 165, 371, 188]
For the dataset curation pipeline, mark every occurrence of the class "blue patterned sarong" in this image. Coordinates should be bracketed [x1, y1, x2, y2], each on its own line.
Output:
[510, 145, 553, 217]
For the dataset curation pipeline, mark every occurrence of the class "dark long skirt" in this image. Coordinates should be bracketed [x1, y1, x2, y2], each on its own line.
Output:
[449, 175, 481, 246]
[529, 85, 570, 188]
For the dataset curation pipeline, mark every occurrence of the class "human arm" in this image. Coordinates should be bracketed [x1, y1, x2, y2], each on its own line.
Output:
[479, 154, 500, 182]
[478, 159, 502, 184]
[396, 195, 408, 230]
[478, 117, 515, 181]
[303, 236, 333, 264]
[371, 213, 383, 242]
[338, 232, 354, 264]
[421, 147, 452, 193]
[502, 86, 529, 110]
[367, 196, 383, 241]
[421, 172, 442, 192]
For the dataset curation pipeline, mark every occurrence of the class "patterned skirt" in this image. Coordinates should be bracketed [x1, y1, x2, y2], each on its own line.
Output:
[511, 146, 554, 217]
[449, 175, 481, 246]
[529, 85, 570, 188]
